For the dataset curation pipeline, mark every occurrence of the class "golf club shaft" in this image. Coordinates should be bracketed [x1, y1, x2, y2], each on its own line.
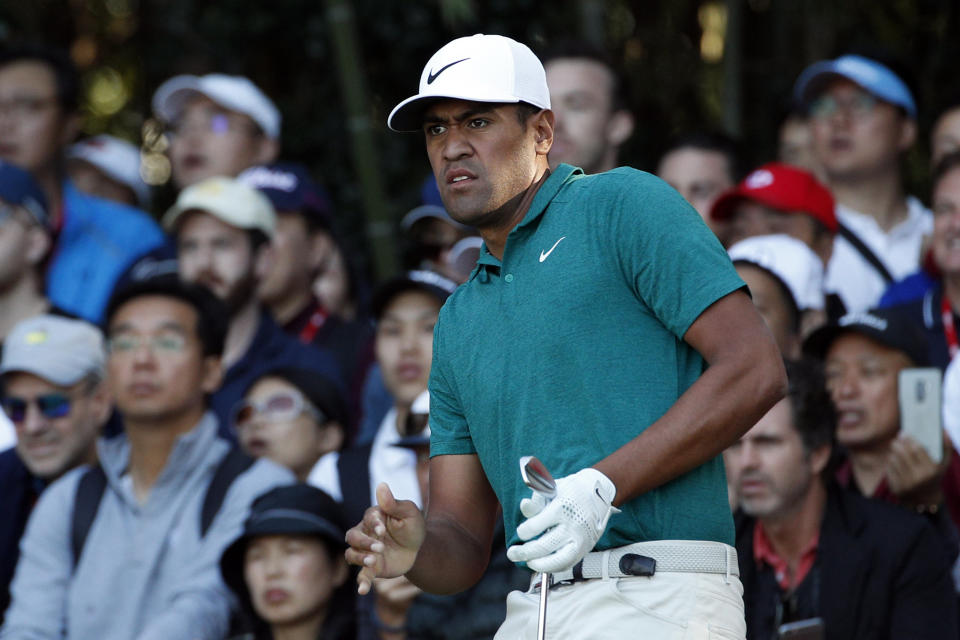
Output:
[537, 572, 549, 640]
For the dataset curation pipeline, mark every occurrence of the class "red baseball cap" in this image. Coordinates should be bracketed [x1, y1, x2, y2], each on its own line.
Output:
[710, 162, 837, 232]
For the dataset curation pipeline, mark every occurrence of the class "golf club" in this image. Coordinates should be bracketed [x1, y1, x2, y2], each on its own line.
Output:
[519, 455, 557, 640]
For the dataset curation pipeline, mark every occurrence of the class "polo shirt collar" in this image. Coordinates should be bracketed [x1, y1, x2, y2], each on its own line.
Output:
[468, 164, 582, 282]
[516, 163, 581, 229]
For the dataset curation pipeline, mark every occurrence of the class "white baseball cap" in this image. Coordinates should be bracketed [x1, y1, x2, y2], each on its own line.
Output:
[728, 234, 825, 311]
[0, 315, 106, 386]
[152, 74, 281, 139]
[67, 135, 151, 208]
[388, 34, 551, 132]
[162, 176, 276, 238]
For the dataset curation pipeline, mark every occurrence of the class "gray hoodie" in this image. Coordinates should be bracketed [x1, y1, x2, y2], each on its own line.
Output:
[0, 413, 294, 640]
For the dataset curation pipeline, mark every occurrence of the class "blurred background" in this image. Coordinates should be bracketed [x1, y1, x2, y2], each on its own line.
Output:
[2, 0, 958, 279]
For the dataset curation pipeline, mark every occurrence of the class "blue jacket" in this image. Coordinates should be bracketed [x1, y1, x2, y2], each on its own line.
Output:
[210, 311, 344, 441]
[46, 182, 167, 324]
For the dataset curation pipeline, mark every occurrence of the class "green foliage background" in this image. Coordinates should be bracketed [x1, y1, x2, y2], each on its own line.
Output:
[2, 0, 958, 281]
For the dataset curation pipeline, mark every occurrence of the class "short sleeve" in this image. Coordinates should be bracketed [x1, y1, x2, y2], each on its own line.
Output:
[427, 314, 476, 457]
[607, 171, 745, 338]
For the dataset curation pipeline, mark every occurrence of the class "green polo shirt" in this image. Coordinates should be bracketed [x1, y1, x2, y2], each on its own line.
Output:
[428, 164, 745, 549]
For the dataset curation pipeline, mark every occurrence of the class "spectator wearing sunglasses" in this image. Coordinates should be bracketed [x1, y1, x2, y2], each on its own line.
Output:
[233, 367, 349, 482]
[0, 314, 110, 625]
[1, 276, 294, 640]
[152, 73, 280, 191]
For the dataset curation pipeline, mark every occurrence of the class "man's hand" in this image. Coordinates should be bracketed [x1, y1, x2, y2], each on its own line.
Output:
[887, 433, 952, 507]
[506, 468, 619, 573]
[345, 483, 426, 595]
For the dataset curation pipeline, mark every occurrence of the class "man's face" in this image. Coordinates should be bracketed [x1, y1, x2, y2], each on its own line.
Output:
[423, 100, 550, 228]
[778, 116, 821, 177]
[657, 148, 733, 227]
[375, 290, 440, 409]
[0, 200, 48, 291]
[107, 295, 221, 423]
[727, 201, 825, 261]
[0, 60, 76, 176]
[545, 58, 623, 174]
[177, 211, 259, 313]
[5, 371, 107, 479]
[258, 212, 316, 305]
[168, 96, 275, 190]
[824, 332, 910, 451]
[735, 264, 799, 358]
[931, 107, 960, 167]
[67, 159, 137, 207]
[725, 398, 826, 520]
[809, 79, 914, 182]
[932, 165, 960, 277]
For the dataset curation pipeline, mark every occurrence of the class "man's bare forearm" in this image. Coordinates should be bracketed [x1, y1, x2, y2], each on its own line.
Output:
[405, 512, 495, 594]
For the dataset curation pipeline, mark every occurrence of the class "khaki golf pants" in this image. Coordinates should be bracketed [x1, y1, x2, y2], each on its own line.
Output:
[493, 569, 746, 639]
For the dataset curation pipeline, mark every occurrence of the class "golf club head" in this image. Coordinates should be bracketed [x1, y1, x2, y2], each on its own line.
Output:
[519, 455, 557, 499]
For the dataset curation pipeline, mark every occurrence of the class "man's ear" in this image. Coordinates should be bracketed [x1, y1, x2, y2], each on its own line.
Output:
[308, 231, 333, 273]
[25, 227, 52, 266]
[533, 109, 555, 156]
[606, 109, 635, 148]
[898, 118, 917, 153]
[254, 136, 280, 165]
[810, 443, 832, 476]
[254, 242, 275, 282]
[317, 421, 345, 456]
[59, 112, 81, 147]
[201, 356, 224, 394]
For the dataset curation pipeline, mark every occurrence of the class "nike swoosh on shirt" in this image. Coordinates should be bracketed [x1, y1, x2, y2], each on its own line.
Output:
[539, 237, 566, 262]
[427, 58, 469, 84]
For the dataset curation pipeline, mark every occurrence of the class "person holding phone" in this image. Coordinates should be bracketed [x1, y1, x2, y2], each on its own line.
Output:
[726, 359, 956, 640]
[803, 307, 960, 531]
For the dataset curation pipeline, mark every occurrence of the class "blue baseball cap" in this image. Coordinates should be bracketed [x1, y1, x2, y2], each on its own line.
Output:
[793, 54, 916, 119]
[238, 163, 332, 226]
[0, 161, 50, 229]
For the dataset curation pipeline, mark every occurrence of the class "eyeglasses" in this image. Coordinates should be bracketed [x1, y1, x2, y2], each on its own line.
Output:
[808, 92, 879, 120]
[231, 390, 325, 429]
[0, 96, 59, 119]
[166, 112, 261, 138]
[1, 393, 72, 423]
[107, 332, 188, 355]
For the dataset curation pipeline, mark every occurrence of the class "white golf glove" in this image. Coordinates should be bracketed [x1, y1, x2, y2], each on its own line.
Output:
[506, 467, 620, 573]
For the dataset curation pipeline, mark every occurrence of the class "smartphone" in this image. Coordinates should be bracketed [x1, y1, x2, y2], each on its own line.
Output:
[899, 368, 943, 464]
[778, 618, 825, 640]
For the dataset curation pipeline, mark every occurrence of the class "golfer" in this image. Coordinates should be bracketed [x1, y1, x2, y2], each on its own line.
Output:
[345, 34, 786, 639]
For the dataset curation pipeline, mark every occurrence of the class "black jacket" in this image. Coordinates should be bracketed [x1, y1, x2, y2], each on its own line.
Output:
[736, 484, 958, 640]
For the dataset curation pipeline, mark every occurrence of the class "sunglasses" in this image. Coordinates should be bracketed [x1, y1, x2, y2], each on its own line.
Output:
[1, 393, 72, 423]
[232, 390, 324, 430]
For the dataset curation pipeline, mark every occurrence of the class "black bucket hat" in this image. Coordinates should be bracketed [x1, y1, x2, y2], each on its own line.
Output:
[220, 484, 348, 614]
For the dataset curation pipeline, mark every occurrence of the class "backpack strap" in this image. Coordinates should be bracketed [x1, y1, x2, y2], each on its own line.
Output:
[837, 222, 895, 284]
[200, 448, 255, 538]
[337, 443, 373, 528]
[71, 464, 107, 569]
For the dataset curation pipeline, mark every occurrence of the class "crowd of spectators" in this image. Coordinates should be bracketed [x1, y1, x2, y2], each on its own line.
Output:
[0, 34, 959, 640]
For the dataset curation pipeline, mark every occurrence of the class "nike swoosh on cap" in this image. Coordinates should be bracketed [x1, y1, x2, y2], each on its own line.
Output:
[427, 58, 470, 84]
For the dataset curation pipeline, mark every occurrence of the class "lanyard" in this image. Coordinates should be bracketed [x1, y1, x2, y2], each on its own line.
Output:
[298, 306, 328, 344]
[943, 295, 959, 359]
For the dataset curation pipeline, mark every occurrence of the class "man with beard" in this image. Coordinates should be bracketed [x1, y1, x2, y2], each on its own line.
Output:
[163, 176, 343, 439]
[725, 359, 955, 639]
